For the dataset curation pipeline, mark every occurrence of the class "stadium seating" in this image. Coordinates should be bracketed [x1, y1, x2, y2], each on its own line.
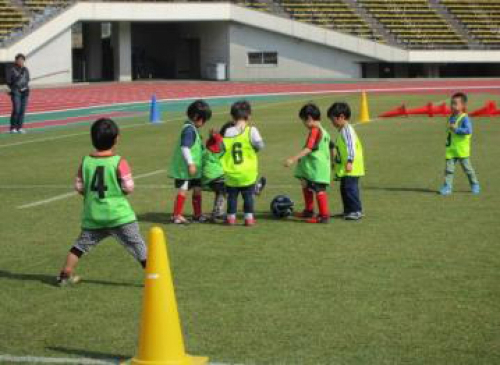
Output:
[357, 0, 466, 48]
[441, 0, 500, 47]
[0, 0, 28, 43]
[280, 0, 382, 41]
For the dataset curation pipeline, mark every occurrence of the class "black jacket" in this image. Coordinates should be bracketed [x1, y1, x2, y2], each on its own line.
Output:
[6, 65, 30, 92]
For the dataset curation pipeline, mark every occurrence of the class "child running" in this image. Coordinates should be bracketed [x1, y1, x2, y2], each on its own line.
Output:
[56, 118, 147, 286]
[221, 100, 265, 227]
[169, 100, 212, 224]
[284, 103, 332, 224]
[328, 102, 365, 221]
[439, 92, 480, 195]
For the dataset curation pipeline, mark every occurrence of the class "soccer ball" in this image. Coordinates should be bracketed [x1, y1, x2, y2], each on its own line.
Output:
[270, 195, 294, 218]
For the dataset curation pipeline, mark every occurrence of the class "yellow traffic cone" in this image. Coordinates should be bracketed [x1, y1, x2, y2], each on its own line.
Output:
[359, 91, 370, 123]
[130, 227, 208, 365]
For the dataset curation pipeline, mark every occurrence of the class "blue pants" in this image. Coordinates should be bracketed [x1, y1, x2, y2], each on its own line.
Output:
[10, 90, 29, 130]
[340, 177, 362, 214]
[226, 185, 255, 215]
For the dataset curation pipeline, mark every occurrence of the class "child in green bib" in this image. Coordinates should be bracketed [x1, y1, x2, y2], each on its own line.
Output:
[56, 118, 147, 287]
[285, 103, 332, 224]
[202, 128, 226, 221]
[328, 102, 365, 221]
[439, 92, 480, 195]
[169, 100, 212, 224]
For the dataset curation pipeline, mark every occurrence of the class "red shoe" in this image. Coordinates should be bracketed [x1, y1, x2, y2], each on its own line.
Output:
[305, 216, 330, 224]
[294, 210, 315, 218]
[224, 216, 237, 226]
[244, 218, 256, 227]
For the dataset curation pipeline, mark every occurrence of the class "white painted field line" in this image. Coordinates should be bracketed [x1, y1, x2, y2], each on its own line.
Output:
[0, 354, 233, 365]
[0, 120, 148, 150]
[16, 169, 166, 209]
[0, 354, 117, 364]
[0, 90, 454, 150]
[1, 83, 498, 118]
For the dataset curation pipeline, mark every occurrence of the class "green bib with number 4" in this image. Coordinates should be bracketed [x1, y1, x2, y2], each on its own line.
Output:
[81, 155, 136, 229]
[221, 126, 258, 187]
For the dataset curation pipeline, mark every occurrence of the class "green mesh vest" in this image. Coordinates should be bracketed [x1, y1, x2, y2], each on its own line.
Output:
[294, 125, 332, 184]
[81, 155, 136, 229]
[446, 113, 471, 159]
[169, 122, 203, 180]
[334, 125, 365, 178]
[202, 149, 224, 185]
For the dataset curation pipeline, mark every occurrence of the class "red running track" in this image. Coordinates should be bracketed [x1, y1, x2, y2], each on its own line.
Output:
[1, 79, 500, 115]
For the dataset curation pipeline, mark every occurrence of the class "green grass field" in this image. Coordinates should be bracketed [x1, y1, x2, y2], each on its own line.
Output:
[1, 91, 499, 365]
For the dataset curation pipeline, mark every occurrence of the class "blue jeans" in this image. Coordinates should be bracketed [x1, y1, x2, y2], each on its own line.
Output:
[340, 176, 362, 214]
[10, 90, 29, 130]
[444, 158, 479, 186]
[226, 185, 255, 215]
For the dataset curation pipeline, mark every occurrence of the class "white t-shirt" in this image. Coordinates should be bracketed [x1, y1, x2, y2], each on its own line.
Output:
[223, 124, 265, 150]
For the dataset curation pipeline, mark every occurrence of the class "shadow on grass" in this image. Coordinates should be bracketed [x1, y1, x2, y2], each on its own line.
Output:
[137, 212, 171, 224]
[47, 346, 130, 362]
[0, 270, 142, 288]
[365, 186, 438, 194]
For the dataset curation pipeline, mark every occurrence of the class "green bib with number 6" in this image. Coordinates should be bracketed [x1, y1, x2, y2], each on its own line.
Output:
[81, 155, 136, 229]
[221, 126, 258, 187]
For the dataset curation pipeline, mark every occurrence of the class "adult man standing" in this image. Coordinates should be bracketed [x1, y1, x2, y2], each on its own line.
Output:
[6, 53, 30, 134]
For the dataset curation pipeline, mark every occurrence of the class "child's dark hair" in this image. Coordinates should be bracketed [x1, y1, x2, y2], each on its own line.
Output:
[187, 99, 212, 122]
[327, 102, 351, 120]
[231, 100, 252, 121]
[91, 118, 119, 151]
[299, 103, 321, 121]
[452, 92, 468, 104]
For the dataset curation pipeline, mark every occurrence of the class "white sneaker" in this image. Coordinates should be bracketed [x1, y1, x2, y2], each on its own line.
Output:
[10, 129, 18, 134]
[17, 128, 26, 134]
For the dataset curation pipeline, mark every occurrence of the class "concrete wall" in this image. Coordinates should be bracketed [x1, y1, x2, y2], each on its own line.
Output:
[228, 23, 368, 80]
[26, 28, 72, 85]
[177, 22, 229, 79]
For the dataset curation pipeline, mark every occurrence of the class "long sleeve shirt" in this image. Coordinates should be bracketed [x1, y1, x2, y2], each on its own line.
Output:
[450, 114, 472, 135]
[340, 124, 357, 162]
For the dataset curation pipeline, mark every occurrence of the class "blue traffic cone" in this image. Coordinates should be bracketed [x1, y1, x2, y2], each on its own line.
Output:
[150, 95, 161, 124]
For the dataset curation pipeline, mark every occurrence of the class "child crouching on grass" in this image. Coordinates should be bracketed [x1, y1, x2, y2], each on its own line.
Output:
[202, 128, 226, 221]
[169, 100, 212, 224]
[328, 102, 365, 221]
[57, 118, 147, 286]
[284, 103, 332, 224]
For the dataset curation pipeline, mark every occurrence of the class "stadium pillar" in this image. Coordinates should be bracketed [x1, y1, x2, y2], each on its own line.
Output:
[82, 22, 103, 82]
[112, 21, 132, 82]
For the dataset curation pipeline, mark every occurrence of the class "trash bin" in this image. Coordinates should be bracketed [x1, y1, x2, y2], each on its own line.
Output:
[206, 62, 227, 81]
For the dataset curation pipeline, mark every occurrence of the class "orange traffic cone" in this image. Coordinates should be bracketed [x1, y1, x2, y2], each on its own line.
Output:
[129, 227, 207, 365]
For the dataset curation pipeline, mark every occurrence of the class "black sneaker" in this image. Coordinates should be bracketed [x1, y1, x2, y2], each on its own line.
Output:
[192, 215, 210, 223]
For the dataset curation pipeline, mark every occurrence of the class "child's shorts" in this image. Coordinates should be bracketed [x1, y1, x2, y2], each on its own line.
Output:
[175, 179, 202, 190]
[73, 221, 147, 262]
[204, 176, 225, 194]
[302, 179, 328, 192]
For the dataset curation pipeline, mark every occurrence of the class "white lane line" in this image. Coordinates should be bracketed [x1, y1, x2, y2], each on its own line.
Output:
[0, 354, 116, 364]
[0, 354, 233, 365]
[17, 191, 77, 209]
[0, 90, 461, 150]
[16, 169, 166, 209]
[0, 120, 148, 150]
[1, 83, 498, 118]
